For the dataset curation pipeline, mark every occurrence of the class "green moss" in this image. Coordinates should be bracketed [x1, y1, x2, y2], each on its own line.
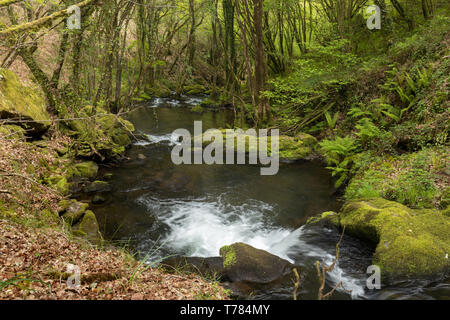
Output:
[336, 198, 450, 278]
[40, 209, 60, 225]
[0, 124, 25, 139]
[59, 200, 89, 225]
[307, 211, 339, 225]
[55, 177, 70, 195]
[219, 245, 237, 269]
[74, 162, 98, 181]
[194, 129, 317, 161]
[0, 69, 50, 134]
[60, 107, 135, 161]
[183, 84, 206, 95]
[191, 105, 204, 114]
[76, 210, 103, 244]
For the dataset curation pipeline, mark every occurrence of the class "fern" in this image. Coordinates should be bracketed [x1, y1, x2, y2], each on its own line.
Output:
[320, 136, 359, 188]
[324, 111, 339, 129]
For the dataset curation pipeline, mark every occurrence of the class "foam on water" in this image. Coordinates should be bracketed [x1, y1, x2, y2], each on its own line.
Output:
[134, 133, 182, 146]
[137, 195, 366, 299]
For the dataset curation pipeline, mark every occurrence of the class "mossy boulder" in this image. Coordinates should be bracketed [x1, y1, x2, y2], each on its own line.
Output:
[74, 162, 98, 181]
[84, 180, 111, 193]
[277, 135, 317, 161]
[60, 106, 135, 161]
[48, 175, 71, 195]
[334, 198, 450, 279]
[219, 243, 294, 284]
[58, 199, 89, 225]
[75, 210, 103, 244]
[183, 84, 206, 95]
[194, 129, 317, 161]
[191, 105, 204, 114]
[0, 124, 25, 139]
[55, 177, 70, 195]
[0, 69, 50, 135]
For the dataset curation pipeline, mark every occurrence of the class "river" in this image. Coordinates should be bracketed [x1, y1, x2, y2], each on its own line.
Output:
[88, 95, 449, 300]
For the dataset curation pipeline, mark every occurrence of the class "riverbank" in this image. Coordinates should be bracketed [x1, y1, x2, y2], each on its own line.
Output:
[0, 70, 230, 300]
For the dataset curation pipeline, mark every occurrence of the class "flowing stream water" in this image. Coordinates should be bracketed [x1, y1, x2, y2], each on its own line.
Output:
[90, 96, 449, 300]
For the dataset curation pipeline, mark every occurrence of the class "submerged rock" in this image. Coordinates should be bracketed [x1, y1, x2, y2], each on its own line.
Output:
[326, 198, 450, 279]
[92, 195, 106, 205]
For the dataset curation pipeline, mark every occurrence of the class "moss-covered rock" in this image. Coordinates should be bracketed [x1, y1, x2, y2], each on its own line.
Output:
[306, 211, 339, 226]
[55, 177, 70, 195]
[194, 129, 318, 161]
[75, 210, 103, 244]
[58, 199, 89, 225]
[277, 135, 317, 161]
[74, 162, 98, 181]
[84, 180, 111, 193]
[334, 198, 450, 278]
[219, 243, 294, 284]
[191, 105, 204, 114]
[60, 106, 135, 161]
[0, 69, 50, 135]
[183, 84, 206, 95]
[0, 124, 26, 139]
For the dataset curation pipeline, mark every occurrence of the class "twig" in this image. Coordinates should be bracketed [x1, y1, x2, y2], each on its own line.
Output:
[292, 267, 301, 300]
[315, 226, 350, 300]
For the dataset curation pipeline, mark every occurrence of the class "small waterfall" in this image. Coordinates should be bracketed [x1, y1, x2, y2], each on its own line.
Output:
[137, 195, 366, 299]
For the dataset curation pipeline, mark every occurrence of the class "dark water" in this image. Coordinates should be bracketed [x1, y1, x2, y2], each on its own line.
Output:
[90, 96, 449, 300]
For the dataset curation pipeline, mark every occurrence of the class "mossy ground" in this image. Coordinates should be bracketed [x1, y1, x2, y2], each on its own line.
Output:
[346, 147, 449, 209]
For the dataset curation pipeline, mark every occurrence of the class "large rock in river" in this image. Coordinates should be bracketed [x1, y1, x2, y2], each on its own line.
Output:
[219, 242, 295, 284]
[0, 69, 50, 135]
[326, 198, 450, 279]
[161, 243, 297, 298]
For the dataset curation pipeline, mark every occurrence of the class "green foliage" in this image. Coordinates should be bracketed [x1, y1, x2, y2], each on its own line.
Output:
[319, 136, 360, 188]
[324, 111, 339, 130]
[346, 147, 449, 209]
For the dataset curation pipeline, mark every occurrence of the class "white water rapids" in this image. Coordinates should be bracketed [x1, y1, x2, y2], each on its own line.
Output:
[137, 193, 366, 299]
